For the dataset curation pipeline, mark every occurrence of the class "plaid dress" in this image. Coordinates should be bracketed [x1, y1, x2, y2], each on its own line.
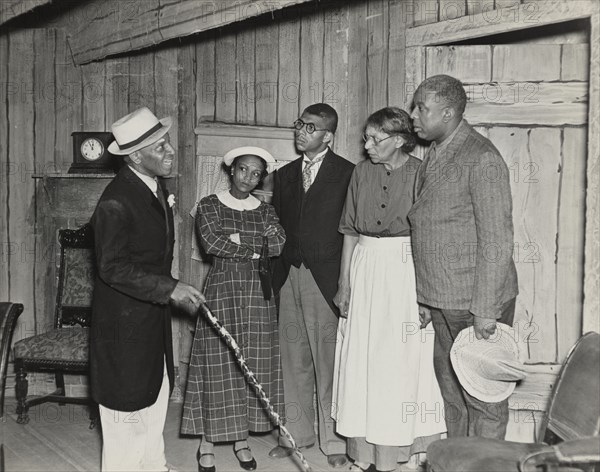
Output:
[181, 193, 285, 442]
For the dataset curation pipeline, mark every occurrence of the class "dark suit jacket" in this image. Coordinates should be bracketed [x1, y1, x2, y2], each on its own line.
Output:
[408, 120, 519, 319]
[272, 149, 354, 315]
[90, 166, 178, 411]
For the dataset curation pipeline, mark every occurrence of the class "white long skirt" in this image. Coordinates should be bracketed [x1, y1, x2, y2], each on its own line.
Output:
[333, 235, 446, 446]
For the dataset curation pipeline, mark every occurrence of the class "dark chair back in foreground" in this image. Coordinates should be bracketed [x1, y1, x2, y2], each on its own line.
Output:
[426, 332, 600, 472]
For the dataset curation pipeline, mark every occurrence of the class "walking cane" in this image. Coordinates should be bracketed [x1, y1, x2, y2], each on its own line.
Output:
[196, 302, 313, 472]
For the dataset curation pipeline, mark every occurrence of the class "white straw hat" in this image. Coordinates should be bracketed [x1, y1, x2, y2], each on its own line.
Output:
[108, 107, 172, 155]
[451, 323, 527, 403]
[223, 146, 276, 172]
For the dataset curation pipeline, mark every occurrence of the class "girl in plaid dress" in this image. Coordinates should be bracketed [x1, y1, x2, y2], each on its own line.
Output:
[181, 147, 285, 472]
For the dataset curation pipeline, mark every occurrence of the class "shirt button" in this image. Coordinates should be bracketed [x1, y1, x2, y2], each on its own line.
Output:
[386, 171, 391, 176]
[383, 186, 388, 191]
[381, 204, 386, 208]
[377, 220, 382, 225]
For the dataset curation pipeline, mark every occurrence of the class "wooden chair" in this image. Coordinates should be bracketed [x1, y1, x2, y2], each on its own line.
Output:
[426, 331, 600, 472]
[0, 302, 24, 418]
[0, 303, 23, 472]
[12, 224, 97, 427]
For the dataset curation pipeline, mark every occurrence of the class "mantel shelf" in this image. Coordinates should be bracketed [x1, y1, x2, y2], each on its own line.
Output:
[32, 173, 179, 180]
[32, 173, 116, 179]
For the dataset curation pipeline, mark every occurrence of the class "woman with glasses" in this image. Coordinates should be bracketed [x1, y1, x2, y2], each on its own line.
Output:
[333, 107, 445, 472]
[181, 146, 286, 472]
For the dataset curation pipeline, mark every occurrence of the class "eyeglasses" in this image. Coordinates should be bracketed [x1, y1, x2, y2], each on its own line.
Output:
[293, 119, 329, 134]
[362, 134, 396, 145]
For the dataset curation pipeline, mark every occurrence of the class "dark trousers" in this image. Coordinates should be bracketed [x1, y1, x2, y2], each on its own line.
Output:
[278, 265, 346, 455]
[430, 298, 516, 439]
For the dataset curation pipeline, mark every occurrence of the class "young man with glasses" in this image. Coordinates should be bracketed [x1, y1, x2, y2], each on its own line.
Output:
[270, 103, 354, 468]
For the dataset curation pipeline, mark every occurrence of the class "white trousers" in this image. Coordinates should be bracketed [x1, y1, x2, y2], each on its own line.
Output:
[99, 362, 170, 472]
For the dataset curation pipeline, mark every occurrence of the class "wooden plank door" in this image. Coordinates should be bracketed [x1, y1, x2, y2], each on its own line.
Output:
[422, 43, 589, 363]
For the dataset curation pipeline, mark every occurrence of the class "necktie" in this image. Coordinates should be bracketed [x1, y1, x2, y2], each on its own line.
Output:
[155, 179, 167, 213]
[302, 155, 325, 192]
[155, 180, 170, 256]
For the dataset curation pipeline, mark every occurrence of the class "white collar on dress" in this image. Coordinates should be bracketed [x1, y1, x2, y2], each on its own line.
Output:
[217, 190, 261, 211]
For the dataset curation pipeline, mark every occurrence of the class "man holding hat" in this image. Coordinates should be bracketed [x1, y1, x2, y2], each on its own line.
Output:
[409, 75, 519, 440]
[90, 106, 205, 471]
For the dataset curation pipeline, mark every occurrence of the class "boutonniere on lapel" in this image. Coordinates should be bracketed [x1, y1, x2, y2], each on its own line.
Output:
[167, 194, 176, 208]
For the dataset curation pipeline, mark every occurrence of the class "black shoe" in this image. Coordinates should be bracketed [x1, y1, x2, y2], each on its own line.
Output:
[268, 445, 293, 458]
[327, 454, 348, 468]
[234, 446, 257, 471]
[196, 449, 215, 472]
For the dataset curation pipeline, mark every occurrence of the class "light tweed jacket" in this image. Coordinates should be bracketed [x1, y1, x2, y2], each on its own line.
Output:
[408, 120, 518, 319]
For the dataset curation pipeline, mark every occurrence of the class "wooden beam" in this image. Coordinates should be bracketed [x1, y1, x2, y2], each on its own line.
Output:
[0, 0, 49, 26]
[366, 0, 388, 112]
[69, 0, 314, 65]
[298, 9, 324, 111]
[583, 11, 600, 334]
[509, 364, 560, 411]
[324, 5, 349, 158]
[7, 29, 36, 335]
[465, 82, 588, 127]
[255, 20, 279, 126]
[276, 11, 300, 127]
[406, 0, 600, 47]
[557, 127, 586, 360]
[425, 45, 492, 84]
[0, 34, 8, 301]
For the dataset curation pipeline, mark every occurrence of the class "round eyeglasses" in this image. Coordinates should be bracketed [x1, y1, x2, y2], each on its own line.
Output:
[362, 134, 396, 145]
[293, 119, 329, 134]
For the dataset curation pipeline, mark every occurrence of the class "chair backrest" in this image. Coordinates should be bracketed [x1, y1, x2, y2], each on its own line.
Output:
[55, 224, 95, 328]
[542, 332, 600, 443]
[0, 302, 24, 417]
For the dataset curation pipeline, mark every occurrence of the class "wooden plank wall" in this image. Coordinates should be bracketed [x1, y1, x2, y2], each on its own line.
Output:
[188, 0, 415, 163]
[0, 0, 50, 26]
[0, 24, 183, 394]
[0, 0, 592, 392]
[176, 0, 416, 370]
[1, 30, 37, 342]
[0, 26, 178, 330]
[406, 0, 592, 438]
[419, 14, 589, 362]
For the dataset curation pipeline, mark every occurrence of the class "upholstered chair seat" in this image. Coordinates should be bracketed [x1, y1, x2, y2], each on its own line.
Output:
[427, 438, 553, 472]
[13, 327, 89, 364]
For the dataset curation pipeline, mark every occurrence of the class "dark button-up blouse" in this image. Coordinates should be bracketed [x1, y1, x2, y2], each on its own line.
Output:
[339, 156, 420, 237]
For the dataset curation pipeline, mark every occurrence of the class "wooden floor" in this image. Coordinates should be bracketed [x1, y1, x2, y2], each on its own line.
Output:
[1, 399, 424, 472]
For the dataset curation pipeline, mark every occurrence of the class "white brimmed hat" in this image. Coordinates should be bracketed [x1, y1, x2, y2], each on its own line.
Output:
[223, 146, 276, 172]
[451, 323, 527, 403]
[108, 107, 172, 155]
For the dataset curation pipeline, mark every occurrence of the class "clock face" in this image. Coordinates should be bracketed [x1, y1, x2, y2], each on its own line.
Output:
[80, 138, 104, 161]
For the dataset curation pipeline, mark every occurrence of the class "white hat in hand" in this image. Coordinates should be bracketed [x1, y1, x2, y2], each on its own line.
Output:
[451, 323, 527, 403]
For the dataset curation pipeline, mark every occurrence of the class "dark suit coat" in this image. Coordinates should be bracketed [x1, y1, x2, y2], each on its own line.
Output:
[272, 149, 354, 315]
[408, 120, 518, 319]
[90, 165, 178, 411]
